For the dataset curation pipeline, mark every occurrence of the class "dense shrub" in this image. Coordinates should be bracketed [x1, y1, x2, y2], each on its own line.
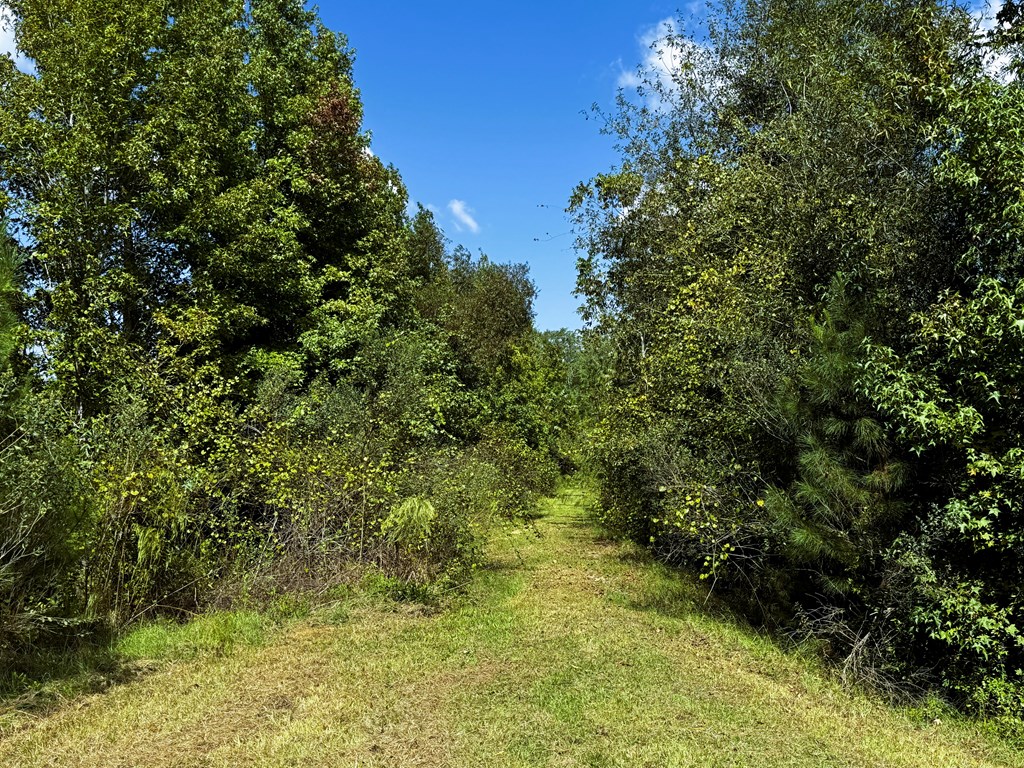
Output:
[574, 0, 1024, 721]
[0, 384, 93, 661]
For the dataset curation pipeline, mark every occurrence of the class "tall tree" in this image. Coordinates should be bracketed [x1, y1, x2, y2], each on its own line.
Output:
[0, 0, 256, 412]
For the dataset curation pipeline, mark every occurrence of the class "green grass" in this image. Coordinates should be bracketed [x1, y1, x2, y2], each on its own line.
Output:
[0, 610, 274, 735]
[116, 611, 271, 662]
[0, 482, 1020, 766]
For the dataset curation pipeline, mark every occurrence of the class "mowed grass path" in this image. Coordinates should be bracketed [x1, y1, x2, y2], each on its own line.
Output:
[2, 485, 1021, 767]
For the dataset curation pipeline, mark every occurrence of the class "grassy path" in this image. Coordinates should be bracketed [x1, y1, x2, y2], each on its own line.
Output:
[1, 484, 1020, 767]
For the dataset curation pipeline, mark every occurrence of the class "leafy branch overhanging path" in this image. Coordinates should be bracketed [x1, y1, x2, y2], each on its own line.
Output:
[1, 486, 1019, 767]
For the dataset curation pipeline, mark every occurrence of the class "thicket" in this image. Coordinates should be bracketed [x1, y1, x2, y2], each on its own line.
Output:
[0, 0, 579, 679]
[575, 0, 1024, 723]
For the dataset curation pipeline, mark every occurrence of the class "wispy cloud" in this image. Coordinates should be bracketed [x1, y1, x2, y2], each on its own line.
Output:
[448, 199, 480, 234]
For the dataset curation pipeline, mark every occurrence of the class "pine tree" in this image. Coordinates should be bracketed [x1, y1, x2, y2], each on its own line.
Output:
[767, 277, 908, 599]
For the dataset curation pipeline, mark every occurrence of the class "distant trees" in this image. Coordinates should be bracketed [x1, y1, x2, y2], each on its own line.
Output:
[575, 0, 1024, 720]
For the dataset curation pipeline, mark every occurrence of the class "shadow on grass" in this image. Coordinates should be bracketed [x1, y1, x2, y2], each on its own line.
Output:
[574, 510, 755, 630]
[477, 553, 525, 576]
[615, 545, 767, 631]
[0, 641, 155, 731]
[1, 608, 280, 733]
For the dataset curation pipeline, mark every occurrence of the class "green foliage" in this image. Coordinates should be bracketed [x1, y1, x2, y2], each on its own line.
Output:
[0, 234, 20, 370]
[0, 228, 95, 661]
[859, 276, 1024, 715]
[850, 51, 1024, 717]
[0, 386, 93, 661]
[765, 278, 909, 600]
[382, 497, 437, 551]
[438, 248, 537, 390]
[574, 0, 1024, 720]
[0, 0, 558, 693]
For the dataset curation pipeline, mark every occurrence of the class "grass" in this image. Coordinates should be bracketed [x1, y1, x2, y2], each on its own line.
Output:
[0, 611, 275, 733]
[116, 611, 271, 662]
[0, 481, 1020, 766]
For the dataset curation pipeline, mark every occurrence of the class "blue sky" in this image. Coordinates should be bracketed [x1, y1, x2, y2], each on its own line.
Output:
[315, 2, 692, 330]
[317, 1, 1003, 332]
[0, 1, 1001, 330]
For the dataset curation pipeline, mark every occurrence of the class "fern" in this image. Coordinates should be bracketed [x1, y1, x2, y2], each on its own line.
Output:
[381, 497, 437, 552]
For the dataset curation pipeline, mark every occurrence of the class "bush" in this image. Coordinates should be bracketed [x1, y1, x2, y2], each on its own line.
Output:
[0, 382, 93, 661]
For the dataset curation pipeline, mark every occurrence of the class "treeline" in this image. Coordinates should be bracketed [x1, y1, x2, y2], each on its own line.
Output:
[0, 1, 580, 671]
[575, 0, 1024, 722]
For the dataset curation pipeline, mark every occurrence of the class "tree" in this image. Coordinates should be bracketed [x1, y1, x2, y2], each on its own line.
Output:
[766, 277, 909, 603]
[572, 0, 1024, 711]
[0, 0, 258, 413]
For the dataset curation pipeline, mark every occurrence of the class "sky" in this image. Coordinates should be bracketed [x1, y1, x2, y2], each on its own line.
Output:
[321, 1, 1003, 332]
[0, 1, 1003, 331]
[313, 1, 694, 331]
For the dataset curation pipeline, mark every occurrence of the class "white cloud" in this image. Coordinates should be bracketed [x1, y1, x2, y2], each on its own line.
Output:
[617, 18, 685, 91]
[448, 199, 480, 234]
[617, 17, 717, 110]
